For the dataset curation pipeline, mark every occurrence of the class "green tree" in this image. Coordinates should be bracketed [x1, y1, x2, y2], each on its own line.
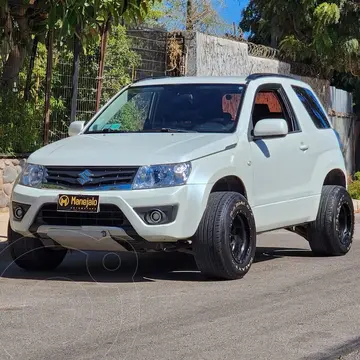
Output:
[240, 0, 360, 75]
[0, 21, 140, 153]
[102, 25, 140, 104]
[145, 0, 229, 35]
[0, 0, 155, 89]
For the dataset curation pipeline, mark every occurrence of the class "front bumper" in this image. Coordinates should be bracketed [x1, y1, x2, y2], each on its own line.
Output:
[10, 184, 209, 247]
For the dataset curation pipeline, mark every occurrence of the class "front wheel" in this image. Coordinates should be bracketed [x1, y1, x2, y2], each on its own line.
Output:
[193, 192, 256, 280]
[8, 223, 67, 271]
[308, 185, 354, 256]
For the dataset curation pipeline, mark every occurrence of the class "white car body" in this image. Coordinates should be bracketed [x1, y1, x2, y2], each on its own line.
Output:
[10, 75, 346, 252]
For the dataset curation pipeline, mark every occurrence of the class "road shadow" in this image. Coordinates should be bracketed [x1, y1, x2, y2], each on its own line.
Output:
[255, 246, 314, 262]
[0, 244, 313, 283]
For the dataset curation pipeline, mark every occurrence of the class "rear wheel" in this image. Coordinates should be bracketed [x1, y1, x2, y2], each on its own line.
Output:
[8, 223, 67, 271]
[193, 192, 256, 280]
[308, 185, 354, 256]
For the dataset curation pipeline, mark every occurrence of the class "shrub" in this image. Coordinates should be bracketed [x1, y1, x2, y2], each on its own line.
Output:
[0, 92, 43, 154]
[348, 172, 360, 200]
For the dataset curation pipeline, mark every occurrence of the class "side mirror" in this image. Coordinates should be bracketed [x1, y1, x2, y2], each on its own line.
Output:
[253, 118, 288, 139]
[68, 121, 85, 137]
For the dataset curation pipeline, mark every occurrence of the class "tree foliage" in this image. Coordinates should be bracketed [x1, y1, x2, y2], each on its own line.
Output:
[0, 0, 154, 88]
[95, 25, 141, 105]
[0, 23, 140, 153]
[145, 0, 229, 35]
[240, 0, 360, 75]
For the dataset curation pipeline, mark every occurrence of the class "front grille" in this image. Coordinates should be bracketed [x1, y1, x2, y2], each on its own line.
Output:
[44, 166, 139, 189]
[34, 204, 128, 227]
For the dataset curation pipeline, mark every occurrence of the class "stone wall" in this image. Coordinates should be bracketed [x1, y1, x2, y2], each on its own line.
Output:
[0, 158, 25, 210]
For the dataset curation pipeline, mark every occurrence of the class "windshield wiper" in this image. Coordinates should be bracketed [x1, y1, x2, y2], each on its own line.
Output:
[143, 128, 198, 133]
[87, 127, 198, 134]
[90, 128, 126, 133]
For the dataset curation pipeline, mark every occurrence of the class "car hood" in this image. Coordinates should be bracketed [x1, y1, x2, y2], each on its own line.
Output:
[28, 133, 238, 166]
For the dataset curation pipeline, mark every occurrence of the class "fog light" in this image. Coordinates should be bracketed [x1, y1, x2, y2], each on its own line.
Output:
[134, 205, 178, 225]
[145, 209, 165, 224]
[12, 202, 30, 221]
[14, 206, 24, 220]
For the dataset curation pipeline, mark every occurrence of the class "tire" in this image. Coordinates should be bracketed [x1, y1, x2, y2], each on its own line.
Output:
[7, 223, 67, 271]
[193, 192, 256, 280]
[308, 185, 354, 256]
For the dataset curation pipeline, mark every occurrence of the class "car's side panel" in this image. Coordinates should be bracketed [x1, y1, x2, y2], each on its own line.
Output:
[189, 139, 254, 202]
[253, 195, 321, 233]
[284, 82, 346, 222]
[194, 80, 345, 233]
[249, 135, 320, 232]
[240, 80, 318, 231]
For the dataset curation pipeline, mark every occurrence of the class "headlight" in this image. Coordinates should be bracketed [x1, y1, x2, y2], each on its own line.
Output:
[19, 163, 46, 188]
[132, 162, 192, 190]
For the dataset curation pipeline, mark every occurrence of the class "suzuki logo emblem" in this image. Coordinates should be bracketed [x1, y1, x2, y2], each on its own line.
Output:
[77, 169, 94, 185]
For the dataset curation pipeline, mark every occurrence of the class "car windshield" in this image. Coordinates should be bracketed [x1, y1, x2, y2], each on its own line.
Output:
[85, 83, 245, 134]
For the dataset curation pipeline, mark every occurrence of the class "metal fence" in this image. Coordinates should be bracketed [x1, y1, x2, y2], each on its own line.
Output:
[127, 28, 168, 81]
[328, 86, 357, 173]
[47, 27, 168, 143]
[49, 53, 100, 143]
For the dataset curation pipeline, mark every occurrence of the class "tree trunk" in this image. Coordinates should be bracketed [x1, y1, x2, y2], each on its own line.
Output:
[35, 74, 40, 108]
[24, 36, 39, 101]
[1, 45, 27, 89]
[186, 0, 194, 31]
[1, 5, 30, 90]
[95, 18, 110, 113]
[270, 17, 278, 48]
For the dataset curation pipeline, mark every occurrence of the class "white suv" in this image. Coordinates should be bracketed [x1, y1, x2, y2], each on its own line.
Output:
[8, 74, 354, 280]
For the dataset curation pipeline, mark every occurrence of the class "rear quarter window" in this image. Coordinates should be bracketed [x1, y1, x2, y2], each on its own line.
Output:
[292, 86, 331, 129]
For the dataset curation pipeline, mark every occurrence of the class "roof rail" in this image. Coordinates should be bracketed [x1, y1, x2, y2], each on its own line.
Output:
[131, 75, 170, 84]
[246, 73, 295, 82]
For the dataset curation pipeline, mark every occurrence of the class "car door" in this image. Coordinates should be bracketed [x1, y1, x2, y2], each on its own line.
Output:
[248, 84, 313, 232]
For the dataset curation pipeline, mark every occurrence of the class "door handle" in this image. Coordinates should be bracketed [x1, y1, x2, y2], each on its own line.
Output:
[299, 144, 309, 151]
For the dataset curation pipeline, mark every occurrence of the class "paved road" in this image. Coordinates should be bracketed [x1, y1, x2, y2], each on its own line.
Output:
[1, 215, 360, 360]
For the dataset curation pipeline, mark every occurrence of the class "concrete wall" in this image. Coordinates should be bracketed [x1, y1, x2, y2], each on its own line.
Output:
[195, 33, 249, 76]
[192, 32, 291, 77]
[248, 56, 291, 75]
[293, 75, 330, 113]
[185, 33, 329, 104]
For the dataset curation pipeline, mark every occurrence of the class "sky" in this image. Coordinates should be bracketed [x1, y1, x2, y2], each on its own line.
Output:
[217, 0, 249, 28]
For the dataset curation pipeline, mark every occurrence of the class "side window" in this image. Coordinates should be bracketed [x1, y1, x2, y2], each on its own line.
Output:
[292, 86, 330, 129]
[252, 89, 298, 133]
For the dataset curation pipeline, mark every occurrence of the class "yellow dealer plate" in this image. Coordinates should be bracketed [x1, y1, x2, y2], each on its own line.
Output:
[57, 194, 100, 213]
